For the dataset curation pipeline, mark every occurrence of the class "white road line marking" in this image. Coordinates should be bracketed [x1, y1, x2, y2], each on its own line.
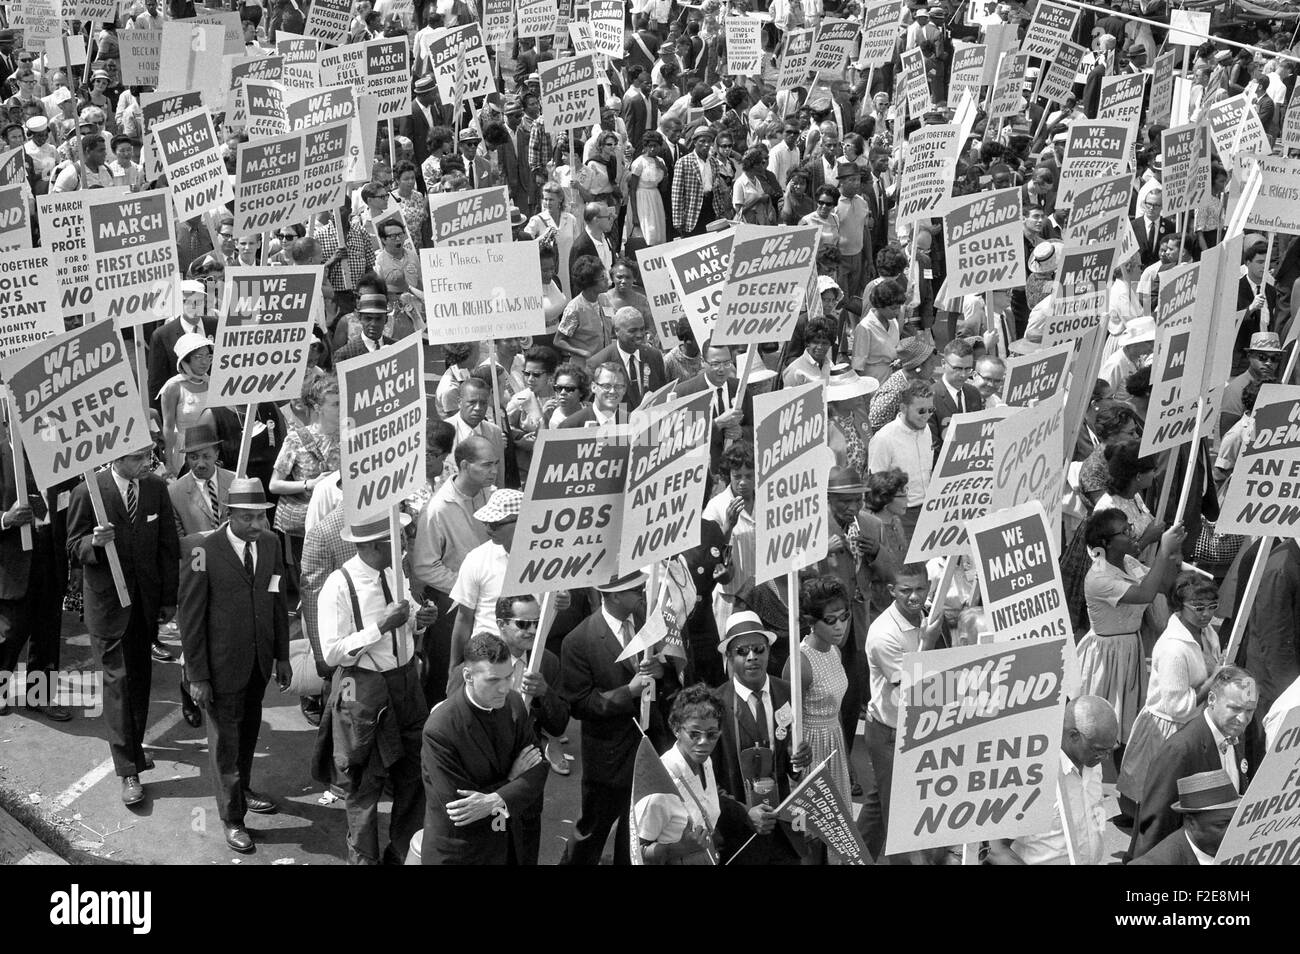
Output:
[52, 705, 188, 811]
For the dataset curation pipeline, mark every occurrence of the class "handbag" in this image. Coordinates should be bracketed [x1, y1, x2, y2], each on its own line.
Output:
[1192, 517, 1245, 573]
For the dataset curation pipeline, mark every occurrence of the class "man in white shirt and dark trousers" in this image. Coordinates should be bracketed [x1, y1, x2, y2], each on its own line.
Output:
[313, 512, 439, 865]
[868, 381, 935, 542]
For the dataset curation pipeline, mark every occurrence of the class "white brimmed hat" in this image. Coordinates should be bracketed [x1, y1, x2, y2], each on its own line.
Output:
[1117, 315, 1156, 347]
[826, 364, 879, 401]
[596, 569, 648, 593]
[341, 511, 412, 542]
[174, 331, 212, 371]
[717, 610, 776, 655]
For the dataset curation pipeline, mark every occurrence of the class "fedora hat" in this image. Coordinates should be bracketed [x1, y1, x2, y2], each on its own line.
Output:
[178, 421, 221, 454]
[596, 569, 648, 593]
[226, 477, 275, 510]
[826, 364, 879, 402]
[717, 610, 776, 655]
[827, 464, 867, 496]
[341, 511, 412, 543]
[357, 292, 388, 315]
[1171, 769, 1241, 813]
[1117, 315, 1156, 347]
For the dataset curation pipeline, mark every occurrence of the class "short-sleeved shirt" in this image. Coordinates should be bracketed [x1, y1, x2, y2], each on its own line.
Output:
[1083, 553, 1148, 636]
[449, 541, 509, 635]
[1077, 447, 1109, 499]
[865, 602, 921, 728]
[556, 295, 611, 357]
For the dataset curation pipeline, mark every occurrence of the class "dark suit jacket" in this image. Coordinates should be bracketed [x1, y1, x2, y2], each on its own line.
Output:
[333, 335, 395, 365]
[1131, 215, 1175, 268]
[863, 173, 894, 254]
[569, 230, 614, 293]
[178, 528, 289, 694]
[559, 611, 677, 789]
[527, 648, 569, 739]
[1234, 276, 1281, 356]
[420, 687, 548, 865]
[1129, 828, 1202, 866]
[585, 343, 668, 411]
[148, 316, 217, 410]
[67, 471, 179, 641]
[674, 371, 754, 471]
[1130, 713, 1252, 860]
[0, 449, 66, 601]
[558, 406, 608, 429]
[1244, 540, 1300, 733]
[622, 89, 650, 152]
[1255, 93, 1276, 140]
[168, 468, 235, 537]
[929, 381, 984, 459]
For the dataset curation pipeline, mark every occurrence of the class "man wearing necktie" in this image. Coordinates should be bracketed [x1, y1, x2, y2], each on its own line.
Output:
[178, 478, 291, 853]
[67, 445, 180, 807]
[168, 422, 234, 537]
[585, 307, 667, 412]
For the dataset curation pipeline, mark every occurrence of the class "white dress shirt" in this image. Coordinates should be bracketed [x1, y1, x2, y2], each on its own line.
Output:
[1204, 710, 1240, 790]
[733, 677, 775, 744]
[868, 418, 933, 508]
[318, 555, 417, 671]
[1011, 751, 1106, 865]
[225, 526, 257, 573]
[110, 469, 139, 517]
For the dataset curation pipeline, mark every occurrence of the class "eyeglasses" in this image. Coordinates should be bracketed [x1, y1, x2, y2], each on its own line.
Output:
[820, 610, 851, 625]
[683, 729, 723, 743]
[977, 375, 1005, 387]
[909, 406, 935, 415]
[554, 384, 579, 393]
[594, 381, 626, 392]
[706, 358, 735, 369]
[503, 617, 540, 631]
[731, 643, 768, 657]
[1185, 602, 1219, 614]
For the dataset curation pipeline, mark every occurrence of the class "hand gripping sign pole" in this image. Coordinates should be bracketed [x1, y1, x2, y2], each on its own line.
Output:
[389, 504, 406, 603]
[234, 403, 257, 479]
[84, 470, 132, 608]
[521, 591, 558, 708]
[787, 568, 802, 754]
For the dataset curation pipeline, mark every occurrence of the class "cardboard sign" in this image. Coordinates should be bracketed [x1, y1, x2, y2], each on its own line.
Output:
[9, 0, 61, 48]
[337, 336, 426, 526]
[0, 185, 28, 253]
[539, 55, 601, 136]
[811, 19, 859, 79]
[948, 45, 986, 107]
[943, 187, 1024, 298]
[37, 191, 129, 319]
[1098, 72, 1147, 143]
[633, 247, 685, 350]
[276, 36, 322, 92]
[362, 36, 412, 120]
[990, 390, 1066, 533]
[286, 85, 363, 185]
[1161, 123, 1210, 217]
[119, 29, 162, 87]
[1168, 9, 1211, 47]
[505, 426, 631, 593]
[753, 381, 834, 585]
[1020, 0, 1077, 60]
[1216, 385, 1300, 536]
[185, 8, 245, 55]
[299, 123, 353, 219]
[713, 224, 819, 347]
[222, 54, 286, 135]
[1195, 233, 1245, 426]
[157, 21, 226, 112]
[0, 321, 150, 490]
[859, 0, 904, 69]
[618, 390, 713, 572]
[967, 502, 1073, 645]
[426, 186, 511, 246]
[150, 108, 234, 220]
[725, 18, 763, 76]
[1284, 100, 1300, 154]
[43, 35, 87, 73]
[1244, 157, 1300, 236]
[518, 0, 559, 39]
[1002, 341, 1073, 408]
[482, 0, 516, 47]
[981, 22, 1019, 88]
[897, 124, 962, 228]
[420, 243, 545, 344]
[1141, 263, 1210, 456]
[71, 1, 119, 23]
[887, 634, 1067, 854]
[426, 23, 495, 105]
[1038, 41, 1085, 107]
[1062, 174, 1133, 245]
[666, 231, 735, 351]
[1206, 94, 1271, 175]
[779, 28, 815, 90]
[233, 129, 304, 236]
[304, 0, 353, 45]
[139, 90, 205, 182]
[242, 80, 289, 139]
[988, 52, 1029, 123]
[1058, 121, 1134, 209]
[899, 47, 929, 118]
[87, 189, 180, 328]
[1149, 49, 1176, 125]
[589, 0, 624, 59]
[1041, 245, 1117, 348]
[906, 406, 1013, 562]
[207, 266, 323, 408]
[0, 249, 61, 368]
[1216, 707, 1300, 865]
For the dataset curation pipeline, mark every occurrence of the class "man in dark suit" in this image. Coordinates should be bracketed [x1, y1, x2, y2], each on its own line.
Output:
[495, 594, 570, 864]
[1131, 188, 1175, 269]
[674, 343, 753, 476]
[1130, 769, 1240, 866]
[67, 445, 180, 805]
[930, 338, 984, 458]
[333, 293, 394, 364]
[147, 280, 215, 411]
[1129, 666, 1258, 861]
[568, 203, 616, 294]
[403, 73, 439, 178]
[585, 307, 668, 411]
[178, 478, 291, 853]
[621, 66, 652, 153]
[864, 144, 895, 256]
[560, 361, 629, 429]
[559, 570, 678, 865]
[1234, 238, 1280, 372]
[421, 632, 549, 865]
[1243, 539, 1300, 766]
[500, 96, 535, 217]
[167, 422, 234, 536]
[711, 611, 811, 864]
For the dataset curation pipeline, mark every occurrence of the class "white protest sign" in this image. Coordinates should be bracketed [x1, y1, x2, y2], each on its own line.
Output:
[1244, 157, 1300, 236]
[482, 0, 516, 47]
[1098, 72, 1147, 152]
[810, 19, 859, 79]
[1285, 101, 1300, 155]
[1160, 122, 1210, 217]
[426, 23, 495, 105]
[1001, 340, 1073, 408]
[1149, 49, 1176, 125]
[86, 189, 180, 328]
[897, 123, 962, 228]
[899, 47, 929, 118]
[1020, 0, 1077, 60]
[588, 0, 625, 59]
[0, 186, 29, 252]
[150, 107, 234, 220]
[713, 224, 819, 347]
[1042, 245, 1117, 349]
[539, 55, 601, 136]
[119, 29, 162, 87]
[725, 18, 763, 76]
[1058, 121, 1135, 209]
[858, 0, 904, 69]
[241, 80, 289, 139]
[1216, 707, 1300, 865]
[0, 249, 61, 368]
[304, 0, 353, 45]
[666, 231, 735, 351]
[948, 45, 986, 107]
[184, 8, 245, 55]
[987, 52, 1029, 123]
[1216, 385, 1300, 536]
[276, 36, 322, 92]
[1141, 262, 1210, 457]
[519, 0, 559, 39]
[990, 389, 1066, 535]
[222, 54, 286, 136]
[779, 28, 815, 90]
[634, 247, 685, 350]
[1168, 10, 1211, 47]
[1038, 41, 1084, 107]
[1206, 94, 1271, 175]
[37, 191, 125, 319]
[942, 187, 1024, 297]
[967, 501, 1074, 645]
[426, 186, 511, 245]
[233, 129, 304, 236]
[420, 243, 545, 344]
[286, 85, 364, 185]
[157, 21, 227, 111]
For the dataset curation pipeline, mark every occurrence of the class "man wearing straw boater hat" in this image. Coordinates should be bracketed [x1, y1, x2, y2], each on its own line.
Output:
[1129, 769, 1241, 866]
[178, 477, 290, 854]
[313, 510, 437, 865]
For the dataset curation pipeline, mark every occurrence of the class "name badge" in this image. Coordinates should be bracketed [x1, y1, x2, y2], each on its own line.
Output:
[268, 574, 281, 593]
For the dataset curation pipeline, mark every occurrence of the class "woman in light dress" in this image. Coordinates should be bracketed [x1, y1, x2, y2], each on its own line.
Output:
[526, 182, 581, 297]
[625, 131, 668, 246]
[159, 332, 212, 476]
[784, 576, 851, 806]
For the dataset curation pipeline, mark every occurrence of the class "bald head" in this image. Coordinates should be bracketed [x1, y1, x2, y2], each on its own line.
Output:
[1063, 695, 1119, 770]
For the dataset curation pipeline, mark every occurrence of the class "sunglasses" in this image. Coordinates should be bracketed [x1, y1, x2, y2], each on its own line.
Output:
[503, 617, 540, 631]
[817, 200, 835, 207]
[554, 384, 579, 392]
[684, 730, 722, 744]
[820, 610, 851, 625]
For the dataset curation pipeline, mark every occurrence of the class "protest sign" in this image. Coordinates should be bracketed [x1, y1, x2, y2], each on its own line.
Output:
[518, 0, 559, 39]
[426, 186, 511, 245]
[888, 634, 1067, 854]
[1243, 157, 1300, 236]
[185, 8, 245, 55]
[1020, 0, 1077, 60]
[482, 0, 515, 46]
[987, 52, 1029, 123]
[286, 86, 363, 185]
[775, 753, 869, 864]
[1041, 245, 1116, 348]
[222, 54, 286, 135]
[1216, 385, 1300, 536]
[905, 406, 1012, 563]
[207, 266, 323, 408]
[157, 21, 226, 111]
[1160, 123, 1210, 217]
[234, 130, 304, 235]
[1206, 94, 1271, 175]
[633, 247, 685, 350]
[859, 0, 905, 69]
[942, 187, 1023, 298]
[363, 37, 412, 120]
[754, 381, 834, 585]
[0, 249, 61, 368]
[618, 390, 713, 571]
[420, 243, 545, 344]
[1193, 232, 1244, 426]
[967, 502, 1073, 645]
[506, 426, 630, 592]
[426, 24, 495, 104]
[86, 189, 180, 328]
[589, 0, 624, 59]
[1098, 72, 1147, 160]
[277, 36, 322, 92]
[1141, 263, 1211, 456]
[779, 29, 815, 90]
[1168, 9, 1211, 47]
[9, 0, 60, 48]
[897, 124, 962, 228]
[990, 390, 1066, 533]
[304, 0, 353, 45]
[337, 336, 426, 526]
[43, 35, 87, 74]
[241, 80, 289, 139]
[150, 108, 234, 220]
[139, 90, 205, 182]
[119, 29, 161, 87]
[725, 18, 762, 76]
[0, 321, 150, 490]
[1001, 341, 1073, 408]
[72, 1, 118, 24]
[1149, 49, 1176, 125]
[1285, 101, 1300, 155]
[810, 19, 858, 79]
[37, 191, 121, 319]
[1216, 707, 1300, 865]
[713, 224, 819, 347]
[1062, 174, 1132, 243]
[665, 231, 734, 350]
[948, 45, 986, 106]
[300, 121, 353, 218]
[899, 47, 929, 118]
[0, 186, 28, 252]
[1038, 41, 1085, 107]
[980, 22, 1019, 88]
[1058, 121, 1134, 209]
[539, 55, 601, 135]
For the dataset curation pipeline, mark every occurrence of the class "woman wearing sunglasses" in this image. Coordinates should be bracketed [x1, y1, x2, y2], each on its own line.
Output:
[506, 345, 560, 479]
[548, 363, 590, 429]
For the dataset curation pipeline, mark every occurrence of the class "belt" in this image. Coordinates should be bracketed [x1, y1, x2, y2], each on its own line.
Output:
[1090, 632, 1139, 638]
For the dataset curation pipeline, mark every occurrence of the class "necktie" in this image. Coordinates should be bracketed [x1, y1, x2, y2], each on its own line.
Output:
[715, 385, 728, 417]
[243, 541, 254, 577]
[751, 690, 771, 746]
[621, 618, 636, 648]
[956, 389, 964, 414]
[628, 354, 639, 392]
[125, 480, 137, 522]
[206, 479, 221, 522]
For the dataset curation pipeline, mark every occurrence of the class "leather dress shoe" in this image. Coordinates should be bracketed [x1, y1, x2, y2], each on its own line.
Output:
[243, 790, 278, 814]
[150, 641, 175, 662]
[141, 754, 155, 771]
[225, 825, 254, 853]
[29, 703, 72, 722]
[121, 776, 145, 806]
[180, 682, 203, 727]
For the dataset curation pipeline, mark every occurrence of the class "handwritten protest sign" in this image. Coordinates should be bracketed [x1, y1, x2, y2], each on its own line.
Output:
[277, 36, 322, 92]
[588, 0, 624, 59]
[427, 186, 511, 245]
[754, 381, 834, 584]
[1217, 707, 1300, 865]
[888, 634, 1067, 854]
[1020, 0, 1077, 60]
[426, 23, 495, 104]
[0, 249, 61, 368]
[943, 188, 1023, 297]
[948, 45, 986, 106]
[1243, 157, 1300, 236]
[1141, 263, 1210, 456]
[337, 336, 425, 526]
[157, 21, 226, 111]
[519, 0, 558, 38]
[207, 266, 322, 408]
[1216, 385, 1300, 536]
[37, 191, 125, 319]
[119, 29, 161, 87]
[811, 19, 859, 79]
[1041, 245, 1116, 348]
[1149, 49, 1176, 125]
[150, 108, 234, 220]
[506, 427, 630, 592]
[618, 390, 713, 571]
[539, 55, 601, 135]
[1161, 123, 1210, 217]
[0, 321, 150, 489]
[713, 224, 819, 347]
[666, 231, 734, 350]
[9, 0, 60, 48]
[990, 390, 1066, 533]
[304, 0, 353, 44]
[725, 19, 762, 76]
[0, 186, 28, 252]
[906, 406, 1012, 562]
[859, 1, 905, 69]
[87, 189, 180, 328]
[1002, 341, 1073, 407]
[633, 247, 685, 349]
[1206, 94, 1271, 175]
[1058, 121, 1134, 209]
[420, 243, 545, 344]
[897, 124, 962, 227]
[1038, 41, 1084, 107]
